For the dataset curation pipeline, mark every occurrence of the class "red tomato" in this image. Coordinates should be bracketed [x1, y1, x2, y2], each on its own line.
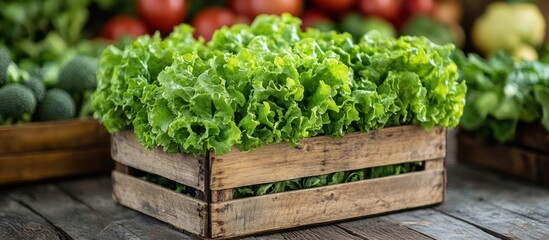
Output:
[137, 0, 188, 36]
[229, 0, 252, 17]
[101, 16, 149, 41]
[248, 0, 303, 18]
[312, 0, 355, 14]
[358, 0, 402, 23]
[300, 10, 332, 31]
[406, 0, 435, 16]
[192, 7, 240, 41]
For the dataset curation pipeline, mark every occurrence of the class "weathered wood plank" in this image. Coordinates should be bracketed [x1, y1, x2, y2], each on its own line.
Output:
[458, 132, 542, 182]
[280, 225, 364, 240]
[386, 209, 499, 240]
[512, 123, 549, 154]
[211, 126, 445, 190]
[0, 147, 113, 185]
[436, 189, 549, 239]
[337, 217, 434, 240]
[210, 169, 445, 238]
[111, 131, 206, 191]
[0, 192, 64, 240]
[0, 118, 109, 154]
[424, 159, 444, 170]
[448, 165, 549, 223]
[7, 184, 140, 240]
[56, 176, 192, 239]
[112, 171, 208, 236]
[242, 233, 286, 240]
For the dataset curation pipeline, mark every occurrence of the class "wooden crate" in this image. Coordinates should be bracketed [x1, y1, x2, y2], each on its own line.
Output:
[0, 119, 113, 185]
[111, 125, 447, 239]
[458, 123, 549, 186]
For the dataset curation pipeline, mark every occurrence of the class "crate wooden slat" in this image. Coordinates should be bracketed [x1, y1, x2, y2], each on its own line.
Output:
[0, 119, 112, 185]
[112, 171, 208, 236]
[458, 126, 549, 186]
[0, 118, 109, 154]
[111, 131, 206, 191]
[112, 125, 447, 239]
[210, 126, 446, 190]
[210, 169, 445, 238]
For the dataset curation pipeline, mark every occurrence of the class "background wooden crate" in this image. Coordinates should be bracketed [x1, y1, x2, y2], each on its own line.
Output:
[0, 119, 113, 185]
[458, 123, 549, 186]
[111, 125, 447, 239]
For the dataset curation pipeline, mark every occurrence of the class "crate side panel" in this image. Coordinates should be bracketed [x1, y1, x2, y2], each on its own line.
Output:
[458, 132, 538, 181]
[210, 169, 445, 238]
[514, 123, 549, 154]
[211, 126, 445, 190]
[0, 147, 112, 185]
[0, 119, 110, 154]
[111, 132, 206, 191]
[112, 171, 208, 236]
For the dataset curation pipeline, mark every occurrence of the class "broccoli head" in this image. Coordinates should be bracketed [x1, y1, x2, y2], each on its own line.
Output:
[56, 56, 98, 93]
[37, 88, 76, 121]
[0, 47, 11, 87]
[23, 76, 46, 102]
[0, 84, 37, 119]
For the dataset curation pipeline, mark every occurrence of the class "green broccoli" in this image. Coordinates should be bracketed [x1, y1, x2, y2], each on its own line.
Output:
[23, 76, 46, 102]
[56, 56, 98, 94]
[36, 88, 76, 121]
[0, 47, 11, 87]
[0, 84, 37, 121]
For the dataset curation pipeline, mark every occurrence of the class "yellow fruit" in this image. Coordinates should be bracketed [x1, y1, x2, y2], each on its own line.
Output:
[512, 44, 538, 61]
[472, 2, 545, 56]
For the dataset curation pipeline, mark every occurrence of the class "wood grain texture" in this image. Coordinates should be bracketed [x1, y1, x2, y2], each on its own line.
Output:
[112, 171, 208, 236]
[436, 189, 549, 239]
[211, 190, 233, 203]
[0, 193, 63, 240]
[112, 131, 206, 191]
[386, 209, 499, 240]
[211, 126, 446, 190]
[0, 118, 109, 154]
[210, 169, 445, 238]
[7, 184, 139, 240]
[425, 159, 444, 170]
[337, 217, 434, 240]
[0, 147, 112, 185]
[448, 165, 549, 223]
[280, 225, 364, 240]
[458, 131, 544, 182]
[56, 176, 191, 239]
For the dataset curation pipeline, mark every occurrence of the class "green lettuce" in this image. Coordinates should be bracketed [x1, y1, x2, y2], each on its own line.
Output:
[93, 14, 465, 156]
[454, 50, 549, 142]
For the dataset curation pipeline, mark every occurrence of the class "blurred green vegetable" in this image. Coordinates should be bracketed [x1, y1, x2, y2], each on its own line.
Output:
[401, 15, 458, 45]
[454, 50, 549, 142]
[36, 88, 76, 121]
[0, 84, 37, 123]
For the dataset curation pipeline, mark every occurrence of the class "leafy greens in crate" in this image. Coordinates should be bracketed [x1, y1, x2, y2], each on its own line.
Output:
[92, 14, 465, 156]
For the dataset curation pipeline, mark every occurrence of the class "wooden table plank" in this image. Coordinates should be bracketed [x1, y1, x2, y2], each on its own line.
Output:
[7, 184, 141, 240]
[279, 225, 365, 240]
[448, 165, 549, 223]
[386, 209, 499, 240]
[436, 189, 549, 239]
[337, 217, 434, 240]
[56, 175, 192, 240]
[0, 192, 64, 240]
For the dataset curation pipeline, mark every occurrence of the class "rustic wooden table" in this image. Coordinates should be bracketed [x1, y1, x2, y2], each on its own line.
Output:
[2, 133, 549, 240]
